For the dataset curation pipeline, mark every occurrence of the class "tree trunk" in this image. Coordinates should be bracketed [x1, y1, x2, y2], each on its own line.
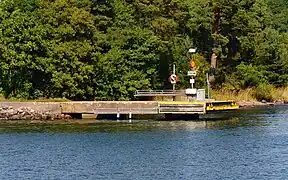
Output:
[209, 5, 221, 83]
[209, 52, 217, 82]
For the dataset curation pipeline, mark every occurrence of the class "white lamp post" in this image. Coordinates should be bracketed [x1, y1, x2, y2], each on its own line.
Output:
[188, 48, 197, 89]
[186, 48, 198, 101]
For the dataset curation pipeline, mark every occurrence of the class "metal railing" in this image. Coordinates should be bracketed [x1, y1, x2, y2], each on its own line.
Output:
[94, 108, 158, 115]
[134, 90, 185, 97]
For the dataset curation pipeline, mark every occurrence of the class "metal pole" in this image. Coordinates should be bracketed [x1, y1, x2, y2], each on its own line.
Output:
[173, 64, 176, 74]
[191, 78, 194, 89]
[173, 64, 176, 101]
[206, 73, 210, 100]
[173, 64, 176, 91]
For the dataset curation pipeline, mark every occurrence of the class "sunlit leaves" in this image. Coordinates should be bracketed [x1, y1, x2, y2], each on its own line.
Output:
[0, 0, 287, 100]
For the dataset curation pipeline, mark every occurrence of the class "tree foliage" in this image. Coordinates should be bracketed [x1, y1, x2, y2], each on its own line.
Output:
[0, 0, 287, 100]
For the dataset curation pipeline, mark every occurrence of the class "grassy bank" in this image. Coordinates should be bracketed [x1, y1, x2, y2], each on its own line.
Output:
[0, 87, 286, 104]
[0, 96, 70, 102]
[211, 87, 288, 103]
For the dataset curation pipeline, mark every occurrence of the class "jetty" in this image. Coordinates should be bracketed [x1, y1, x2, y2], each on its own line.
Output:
[0, 99, 238, 120]
[62, 100, 239, 119]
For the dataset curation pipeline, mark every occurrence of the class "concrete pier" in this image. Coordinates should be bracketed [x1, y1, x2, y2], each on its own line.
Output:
[0, 100, 239, 120]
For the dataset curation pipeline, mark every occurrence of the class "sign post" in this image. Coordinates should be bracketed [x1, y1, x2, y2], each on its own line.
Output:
[173, 64, 176, 91]
[169, 65, 178, 88]
[186, 48, 197, 101]
[168, 64, 178, 101]
[189, 60, 197, 89]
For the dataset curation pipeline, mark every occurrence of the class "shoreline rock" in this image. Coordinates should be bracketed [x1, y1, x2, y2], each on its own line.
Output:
[0, 106, 71, 120]
[237, 100, 287, 108]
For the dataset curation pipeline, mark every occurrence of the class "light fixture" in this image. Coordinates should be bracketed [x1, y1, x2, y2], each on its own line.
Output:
[188, 48, 197, 53]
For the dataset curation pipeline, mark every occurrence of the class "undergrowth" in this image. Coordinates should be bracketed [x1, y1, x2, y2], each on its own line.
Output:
[212, 86, 288, 102]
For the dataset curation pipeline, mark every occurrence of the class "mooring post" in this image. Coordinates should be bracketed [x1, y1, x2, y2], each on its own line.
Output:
[117, 109, 120, 121]
[129, 111, 132, 123]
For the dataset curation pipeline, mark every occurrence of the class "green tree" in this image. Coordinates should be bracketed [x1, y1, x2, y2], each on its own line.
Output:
[0, 0, 287, 100]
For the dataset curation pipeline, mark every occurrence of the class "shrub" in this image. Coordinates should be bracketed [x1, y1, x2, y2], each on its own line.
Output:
[235, 63, 268, 88]
[253, 83, 273, 102]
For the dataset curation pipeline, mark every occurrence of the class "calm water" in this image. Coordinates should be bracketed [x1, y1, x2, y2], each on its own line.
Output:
[0, 106, 287, 180]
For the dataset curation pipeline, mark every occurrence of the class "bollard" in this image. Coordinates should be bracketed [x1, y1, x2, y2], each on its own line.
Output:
[129, 111, 132, 123]
[117, 110, 120, 122]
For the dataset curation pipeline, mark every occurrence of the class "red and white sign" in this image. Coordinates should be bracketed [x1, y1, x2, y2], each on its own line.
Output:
[169, 74, 179, 84]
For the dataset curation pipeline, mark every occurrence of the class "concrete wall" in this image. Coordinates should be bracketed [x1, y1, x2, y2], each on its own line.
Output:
[60, 101, 158, 114]
[0, 102, 61, 114]
[0, 101, 158, 114]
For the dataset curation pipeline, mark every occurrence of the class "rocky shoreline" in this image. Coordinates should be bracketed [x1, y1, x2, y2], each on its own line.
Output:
[238, 100, 287, 108]
[0, 106, 71, 120]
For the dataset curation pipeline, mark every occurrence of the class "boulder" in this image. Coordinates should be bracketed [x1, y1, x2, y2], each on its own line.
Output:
[0, 105, 63, 120]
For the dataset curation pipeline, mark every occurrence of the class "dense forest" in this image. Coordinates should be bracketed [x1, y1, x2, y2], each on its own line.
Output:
[0, 0, 287, 100]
